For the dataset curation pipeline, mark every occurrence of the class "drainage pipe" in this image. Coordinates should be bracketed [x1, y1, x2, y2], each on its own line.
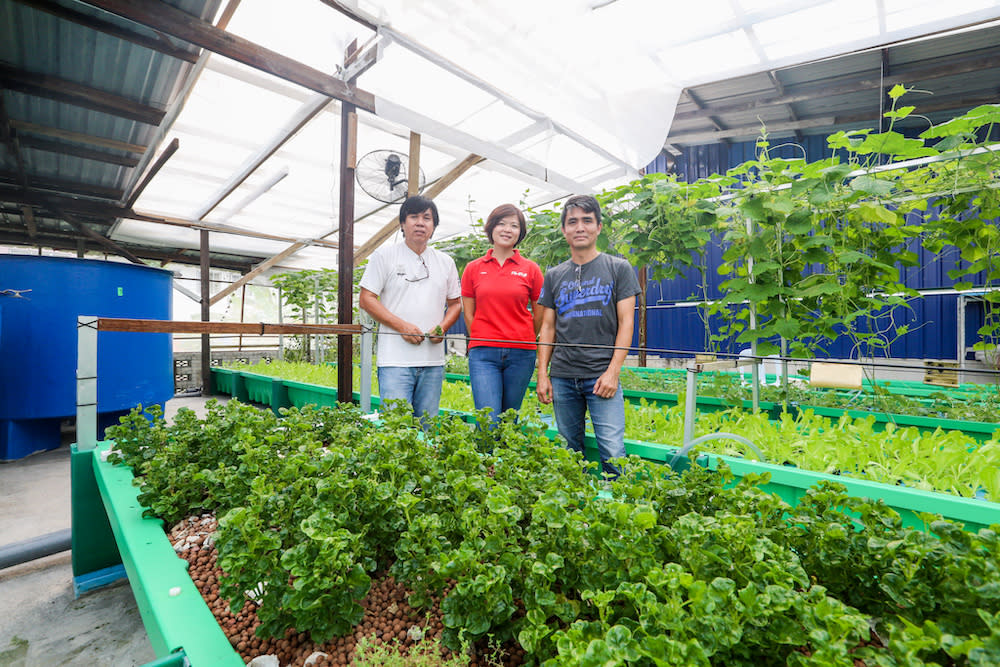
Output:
[0, 528, 72, 570]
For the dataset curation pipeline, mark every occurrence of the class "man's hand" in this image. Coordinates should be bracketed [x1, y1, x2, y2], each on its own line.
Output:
[398, 321, 425, 345]
[536, 373, 553, 404]
[593, 366, 620, 399]
[426, 324, 445, 345]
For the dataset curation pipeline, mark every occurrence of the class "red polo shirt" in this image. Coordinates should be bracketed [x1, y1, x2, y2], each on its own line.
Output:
[461, 249, 543, 349]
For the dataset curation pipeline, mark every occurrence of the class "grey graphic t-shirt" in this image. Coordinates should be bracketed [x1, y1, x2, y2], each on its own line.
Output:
[538, 253, 641, 378]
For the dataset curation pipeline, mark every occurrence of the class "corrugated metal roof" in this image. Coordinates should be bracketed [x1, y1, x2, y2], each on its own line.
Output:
[1, 0, 212, 188]
[0, 0, 233, 265]
[666, 23, 1000, 149]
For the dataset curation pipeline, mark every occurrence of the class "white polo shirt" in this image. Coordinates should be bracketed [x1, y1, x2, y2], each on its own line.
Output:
[359, 242, 460, 367]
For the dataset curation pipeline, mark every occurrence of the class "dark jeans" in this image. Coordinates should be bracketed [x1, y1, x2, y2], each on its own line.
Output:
[468, 346, 536, 423]
[550, 376, 626, 477]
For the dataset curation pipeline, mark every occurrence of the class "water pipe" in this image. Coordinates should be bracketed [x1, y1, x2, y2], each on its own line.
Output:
[675, 359, 764, 471]
[0, 529, 72, 570]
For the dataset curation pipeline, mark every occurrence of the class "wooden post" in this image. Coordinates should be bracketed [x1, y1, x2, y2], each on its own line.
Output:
[408, 132, 420, 195]
[338, 40, 359, 403]
[200, 230, 211, 394]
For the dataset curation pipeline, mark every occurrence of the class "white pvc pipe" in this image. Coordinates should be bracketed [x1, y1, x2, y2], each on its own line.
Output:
[76, 316, 98, 451]
[360, 321, 373, 414]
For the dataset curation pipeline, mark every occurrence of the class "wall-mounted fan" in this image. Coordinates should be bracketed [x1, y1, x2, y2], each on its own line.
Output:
[355, 150, 426, 203]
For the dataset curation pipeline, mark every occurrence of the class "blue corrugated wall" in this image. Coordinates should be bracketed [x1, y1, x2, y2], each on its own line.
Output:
[640, 135, 991, 361]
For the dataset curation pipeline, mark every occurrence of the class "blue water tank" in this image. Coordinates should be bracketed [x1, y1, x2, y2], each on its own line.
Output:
[0, 256, 173, 460]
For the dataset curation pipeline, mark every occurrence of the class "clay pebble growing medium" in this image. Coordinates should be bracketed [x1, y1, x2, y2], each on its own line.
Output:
[168, 514, 527, 667]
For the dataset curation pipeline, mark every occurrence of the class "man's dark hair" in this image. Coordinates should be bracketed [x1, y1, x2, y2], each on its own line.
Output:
[399, 195, 440, 228]
[560, 194, 602, 227]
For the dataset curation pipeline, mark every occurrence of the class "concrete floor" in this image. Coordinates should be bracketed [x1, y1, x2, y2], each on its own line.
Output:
[0, 396, 226, 667]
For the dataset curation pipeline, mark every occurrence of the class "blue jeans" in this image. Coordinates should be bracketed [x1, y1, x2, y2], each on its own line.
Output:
[550, 376, 626, 477]
[468, 346, 536, 423]
[377, 365, 444, 423]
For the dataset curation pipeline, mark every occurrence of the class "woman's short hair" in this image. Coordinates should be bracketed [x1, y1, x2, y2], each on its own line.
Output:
[484, 204, 527, 246]
[399, 195, 440, 228]
[560, 194, 602, 227]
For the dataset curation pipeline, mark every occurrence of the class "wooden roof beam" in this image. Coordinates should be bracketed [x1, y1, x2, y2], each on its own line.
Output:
[0, 170, 124, 200]
[0, 186, 340, 250]
[55, 208, 146, 265]
[0, 94, 29, 189]
[125, 137, 179, 208]
[0, 187, 127, 215]
[78, 0, 376, 112]
[17, 134, 139, 167]
[10, 120, 145, 154]
[128, 210, 339, 250]
[11, 0, 200, 64]
[682, 88, 730, 146]
[0, 62, 166, 126]
[766, 70, 804, 144]
[0, 226, 256, 271]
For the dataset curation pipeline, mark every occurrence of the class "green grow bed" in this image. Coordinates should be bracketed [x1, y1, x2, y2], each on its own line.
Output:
[86, 400, 1000, 667]
[86, 443, 244, 666]
[239, 371, 274, 405]
[444, 371, 997, 440]
[284, 379, 341, 408]
[211, 367, 237, 395]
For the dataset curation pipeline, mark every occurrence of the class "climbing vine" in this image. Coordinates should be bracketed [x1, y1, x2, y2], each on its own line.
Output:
[432, 91, 1000, 362]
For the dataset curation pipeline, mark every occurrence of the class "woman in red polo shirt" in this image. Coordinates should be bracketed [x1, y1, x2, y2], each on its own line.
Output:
[461, 204, 544, 423]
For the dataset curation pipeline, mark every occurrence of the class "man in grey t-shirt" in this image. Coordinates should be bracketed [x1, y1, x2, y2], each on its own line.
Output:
[536, 195, 641, 477]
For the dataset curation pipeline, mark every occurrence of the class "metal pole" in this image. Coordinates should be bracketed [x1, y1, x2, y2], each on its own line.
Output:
[746, 216, 760, 412]
[76, 315, 98, 450]
[638, 267, 647, 367]
[312, 274, 320, 363]
[360, 320, 373, 414]
[683, 364, 698, 445]
[277, 286, 284, 359]
[238, 283, 246, 352]
[957, 294, 965, 385]
[780, 336, 789, 405]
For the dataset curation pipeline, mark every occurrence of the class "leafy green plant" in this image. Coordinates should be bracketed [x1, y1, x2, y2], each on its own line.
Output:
[110, 398, 1000, 664]
[353, 635, 484, 667]
[452, 94, 1000, 364]
[215, 359, 1000, 499]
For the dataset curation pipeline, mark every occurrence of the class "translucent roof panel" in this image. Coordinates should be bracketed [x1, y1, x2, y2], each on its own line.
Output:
[121, 0, 1000, 274]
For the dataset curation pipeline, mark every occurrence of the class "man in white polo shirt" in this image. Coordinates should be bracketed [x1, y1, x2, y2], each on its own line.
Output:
[359, 195, 462, 422]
